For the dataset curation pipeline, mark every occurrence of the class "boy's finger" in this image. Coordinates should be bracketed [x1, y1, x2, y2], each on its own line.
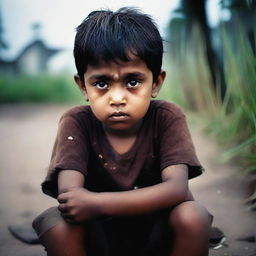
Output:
[60, 212, 73, 221]
[57, 194, 67, 203]
[58, 203, 68, 213]
[64, 217, 75, 224]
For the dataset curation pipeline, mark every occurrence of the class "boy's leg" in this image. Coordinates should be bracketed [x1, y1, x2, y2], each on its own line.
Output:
[33, 207, 86, 256]
[168, 201, 212, 256]
[40, 221, 86, 256]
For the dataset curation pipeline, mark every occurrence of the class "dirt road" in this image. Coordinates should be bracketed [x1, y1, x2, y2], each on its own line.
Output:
[0, 104, 255, 256]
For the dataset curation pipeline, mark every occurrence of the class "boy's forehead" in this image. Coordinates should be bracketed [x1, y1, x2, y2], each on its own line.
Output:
[85, 55, 148, 76]
[88, 53, 140, 69]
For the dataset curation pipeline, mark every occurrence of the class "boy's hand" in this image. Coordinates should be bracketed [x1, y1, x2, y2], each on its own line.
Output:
[57, 187, 99, 223]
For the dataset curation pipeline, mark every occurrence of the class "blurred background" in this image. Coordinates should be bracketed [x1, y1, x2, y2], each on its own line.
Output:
[1, 0, 255, 183]
[0, 0, 256, 255]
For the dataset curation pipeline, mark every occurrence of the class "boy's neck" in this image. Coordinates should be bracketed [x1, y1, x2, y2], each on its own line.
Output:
[102, 120, 142, 139]
[102, 120, 142, 154]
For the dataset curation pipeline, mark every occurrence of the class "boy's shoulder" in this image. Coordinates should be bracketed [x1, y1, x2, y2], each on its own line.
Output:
[61, 105, 92, 120]
[150, 100, 185, 118]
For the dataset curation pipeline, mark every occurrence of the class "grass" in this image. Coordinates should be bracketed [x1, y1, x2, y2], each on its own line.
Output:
[165, 20, 256, 175]
[0, 73, 84, 104]
[214, 22, 256, 172]
[163, 25, 222, 116]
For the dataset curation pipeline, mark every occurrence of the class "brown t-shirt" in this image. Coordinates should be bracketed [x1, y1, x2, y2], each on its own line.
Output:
[42, 100, 203, 198]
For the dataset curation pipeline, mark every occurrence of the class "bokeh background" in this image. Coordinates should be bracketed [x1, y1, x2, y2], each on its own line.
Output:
[0, 1, 256, 255]
[1, 0, 255, 175]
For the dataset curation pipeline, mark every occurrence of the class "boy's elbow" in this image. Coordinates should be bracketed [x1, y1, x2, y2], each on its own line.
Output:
[174, 185, 188, 203]
[166, 181, 189, 205]
[162, 164, 189, 205]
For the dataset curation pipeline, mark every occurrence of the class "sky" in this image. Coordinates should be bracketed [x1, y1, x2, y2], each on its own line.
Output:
[0, 0, 222, 72]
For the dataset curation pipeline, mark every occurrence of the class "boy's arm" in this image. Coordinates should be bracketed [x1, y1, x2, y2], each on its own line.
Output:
[58, 164, 189, 222]
[58, 170, 85, 194]
[98, 164, 189, 216]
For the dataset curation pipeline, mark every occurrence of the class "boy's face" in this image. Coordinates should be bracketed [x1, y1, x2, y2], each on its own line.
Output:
[75, 55, 165, 132]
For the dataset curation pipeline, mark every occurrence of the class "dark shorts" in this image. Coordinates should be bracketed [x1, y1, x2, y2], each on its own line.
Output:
[32, 207, 171, 256]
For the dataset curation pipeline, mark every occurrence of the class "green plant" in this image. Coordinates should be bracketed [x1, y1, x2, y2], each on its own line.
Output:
[215, 22, 256, 172]
[166, 19, 256, 175]
[166, 24, 222, 115]
[0, 73, 84, 104]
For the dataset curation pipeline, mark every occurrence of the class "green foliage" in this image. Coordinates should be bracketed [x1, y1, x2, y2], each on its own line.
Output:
[157, 58, 187, 105]
[0, 73, 84, 104]
[166, 20, 256, 174]
[164, 25, 222, 114]
[213, 23, 256, 172]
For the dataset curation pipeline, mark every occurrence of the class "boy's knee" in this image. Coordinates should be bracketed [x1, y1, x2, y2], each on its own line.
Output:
[40, 220, 85, 253]
[168, 201, 211, 234]
[33, 206, 85, 246]
[45, 220, 84, 240]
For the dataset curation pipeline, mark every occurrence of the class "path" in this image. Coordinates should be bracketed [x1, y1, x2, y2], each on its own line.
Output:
[0, 104, 255, 256]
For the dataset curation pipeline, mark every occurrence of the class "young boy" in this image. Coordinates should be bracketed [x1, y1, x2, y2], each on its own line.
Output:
[33, 7, 212, 256]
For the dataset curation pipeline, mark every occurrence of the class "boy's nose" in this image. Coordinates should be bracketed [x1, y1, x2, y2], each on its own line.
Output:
[109, 88, 127, 106]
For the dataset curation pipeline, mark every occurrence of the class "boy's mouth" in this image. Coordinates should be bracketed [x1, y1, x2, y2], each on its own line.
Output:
[109, 112, 129, 121]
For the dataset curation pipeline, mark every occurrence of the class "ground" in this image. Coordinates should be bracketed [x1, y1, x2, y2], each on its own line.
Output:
[0, 104, 255, 256]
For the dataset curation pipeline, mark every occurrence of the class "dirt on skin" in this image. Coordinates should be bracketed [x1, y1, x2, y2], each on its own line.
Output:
[0, 104, 255, 256]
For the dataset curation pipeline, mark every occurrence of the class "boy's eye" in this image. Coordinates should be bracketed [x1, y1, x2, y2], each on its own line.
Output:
[94, 81, 108, 89]
[127, 80, 141, 88]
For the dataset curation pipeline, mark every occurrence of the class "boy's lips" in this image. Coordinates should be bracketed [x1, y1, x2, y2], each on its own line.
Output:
[108, 112, 129, 121]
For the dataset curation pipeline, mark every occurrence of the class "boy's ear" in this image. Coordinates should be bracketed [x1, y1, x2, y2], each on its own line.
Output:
[74, 74, 88, 100]
[151, 70, 166, 98]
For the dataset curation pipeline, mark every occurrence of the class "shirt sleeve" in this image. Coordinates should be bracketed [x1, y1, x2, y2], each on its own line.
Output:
[42, 111, 89, 198]
[158, 103, 204, 179]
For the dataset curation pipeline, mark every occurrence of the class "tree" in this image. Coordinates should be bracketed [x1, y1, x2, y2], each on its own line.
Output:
[0, 5, 8, 56]
[176, 0, 227, 98]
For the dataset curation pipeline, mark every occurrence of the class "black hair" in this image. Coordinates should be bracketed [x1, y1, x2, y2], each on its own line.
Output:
[73, 7, 163, 82]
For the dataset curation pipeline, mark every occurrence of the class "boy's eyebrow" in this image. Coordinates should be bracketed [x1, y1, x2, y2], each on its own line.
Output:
[88, 74, 110, 81]
[88, 72, 146, 81]
[124, 72, 146, 79]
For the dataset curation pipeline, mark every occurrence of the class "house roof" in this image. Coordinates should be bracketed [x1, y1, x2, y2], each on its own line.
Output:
[16, 39, 61, 61]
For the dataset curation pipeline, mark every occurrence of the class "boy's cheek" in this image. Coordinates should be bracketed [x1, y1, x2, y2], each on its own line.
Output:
[89, 104, 107, 121]
[86, 93, 102, 104]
